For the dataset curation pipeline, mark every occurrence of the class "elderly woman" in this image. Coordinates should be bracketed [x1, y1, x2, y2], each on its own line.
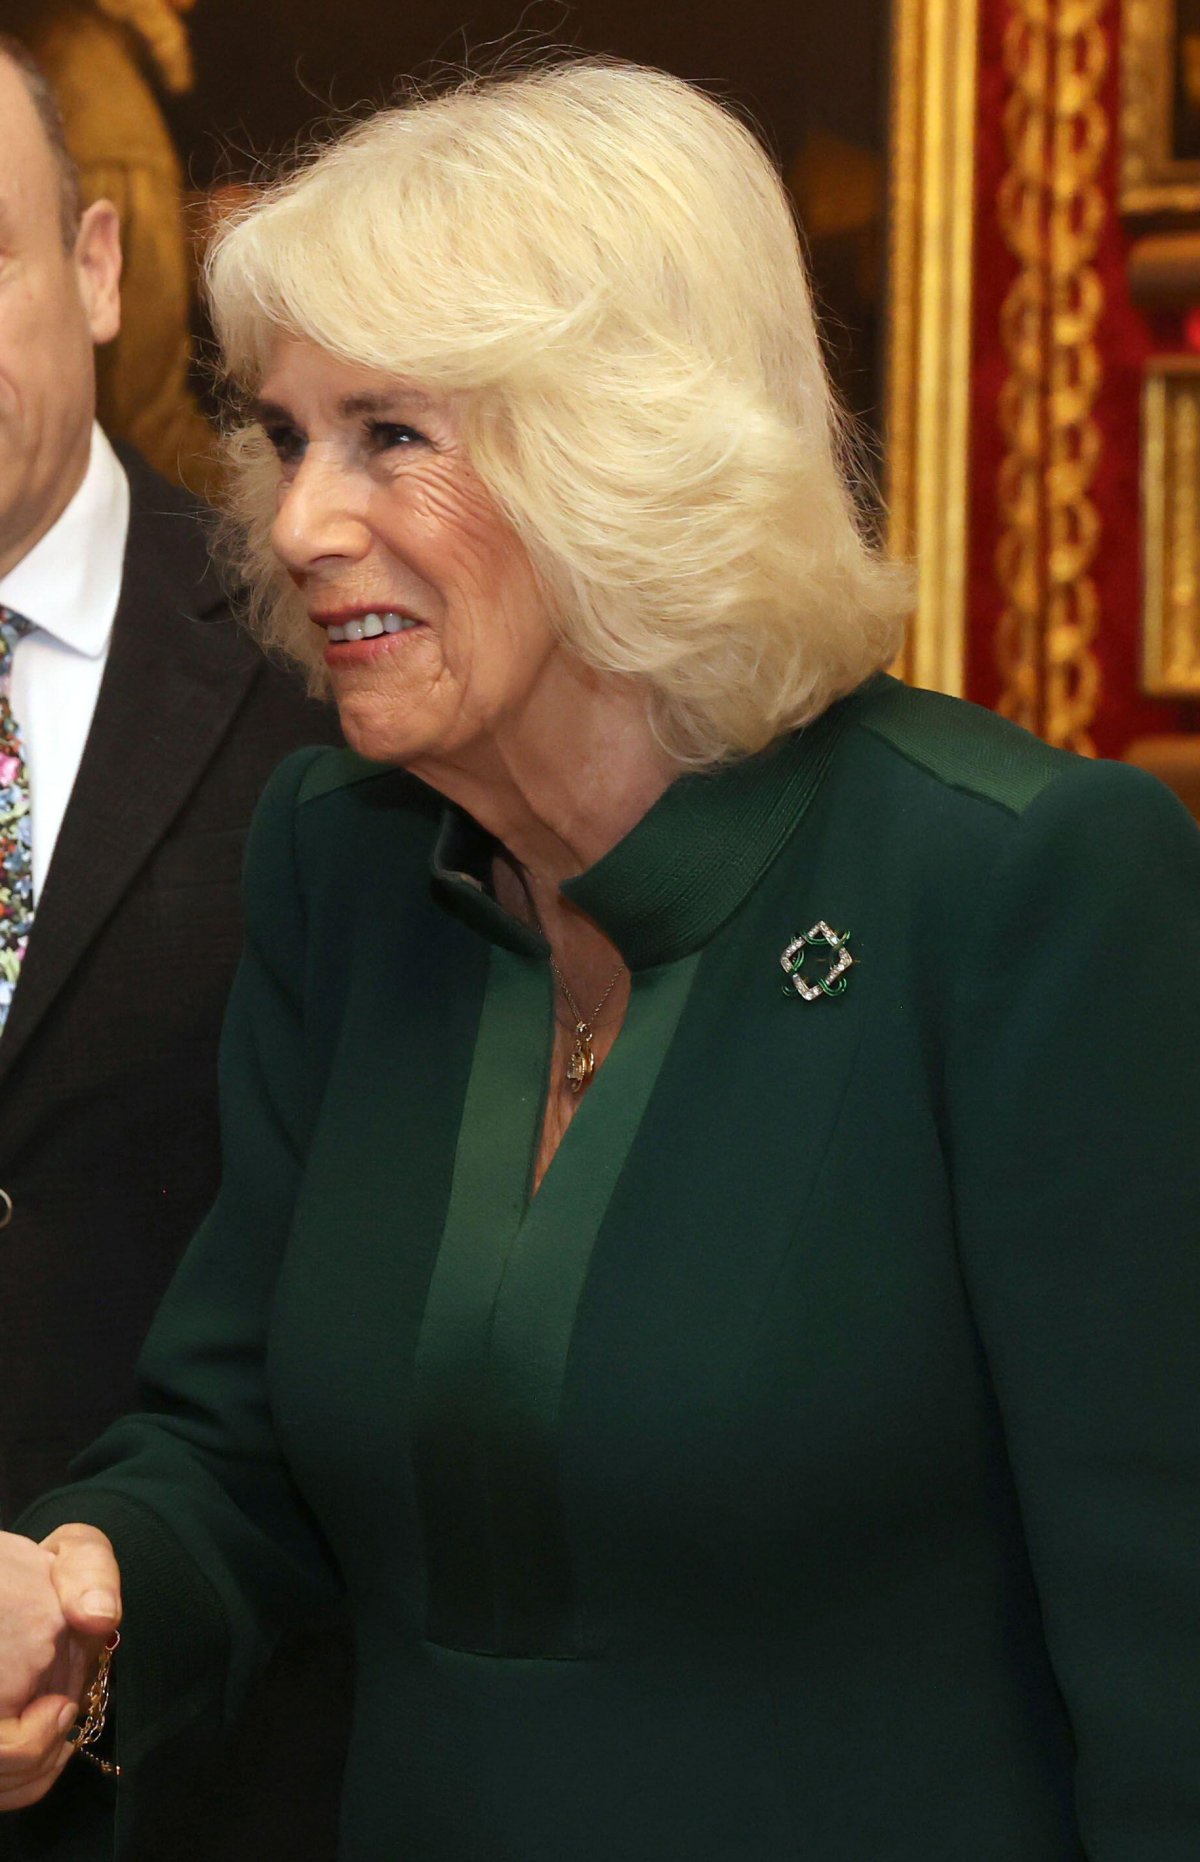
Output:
[1, 60, 1198, 1861]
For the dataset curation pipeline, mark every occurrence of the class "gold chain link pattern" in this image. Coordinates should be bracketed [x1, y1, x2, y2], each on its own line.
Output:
[71, 1631, 121, 1777]
[996, 0, 1107, 752]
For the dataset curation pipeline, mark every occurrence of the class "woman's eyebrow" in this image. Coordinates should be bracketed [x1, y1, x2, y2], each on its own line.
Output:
[338, 389, 434, 419]
[247, 397, 294, 427]
[247, 390, 434, 425]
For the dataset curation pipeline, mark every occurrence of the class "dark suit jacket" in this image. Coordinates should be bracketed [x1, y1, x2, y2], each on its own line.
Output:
[0, 447, 348, 1859]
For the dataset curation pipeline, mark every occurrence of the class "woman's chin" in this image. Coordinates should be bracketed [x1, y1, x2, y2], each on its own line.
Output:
[333, 696, 436, 767]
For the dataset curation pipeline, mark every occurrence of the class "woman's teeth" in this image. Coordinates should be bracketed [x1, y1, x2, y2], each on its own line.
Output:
[326, 613, 419, 643]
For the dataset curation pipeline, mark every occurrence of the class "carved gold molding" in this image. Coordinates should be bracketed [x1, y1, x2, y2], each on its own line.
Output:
[885, 0, 979, 695]
[1121, 0, 1200, 221]
[995, 0, 1107, 753]
[1143, 358, 1200, 694]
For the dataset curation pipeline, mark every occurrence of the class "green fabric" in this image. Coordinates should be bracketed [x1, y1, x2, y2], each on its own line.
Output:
[861, 673, 1064, 812]
[411, 941, 553, 1653]
[415, 943, 700, 1656]
[16, 677, 1200, 1860]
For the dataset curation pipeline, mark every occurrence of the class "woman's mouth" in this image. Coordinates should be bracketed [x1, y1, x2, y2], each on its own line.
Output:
[314, 610, 430, 666]
[325, 611, 422, 642]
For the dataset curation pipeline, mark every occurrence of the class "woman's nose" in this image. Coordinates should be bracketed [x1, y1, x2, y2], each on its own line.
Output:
[270, 448, 370, 574]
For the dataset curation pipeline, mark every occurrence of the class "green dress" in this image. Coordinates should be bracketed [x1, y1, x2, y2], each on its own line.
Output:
[19, 675, 1200, 1859]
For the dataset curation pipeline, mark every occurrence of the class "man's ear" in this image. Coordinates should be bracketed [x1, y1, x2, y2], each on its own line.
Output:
[74, 200, 122, 346]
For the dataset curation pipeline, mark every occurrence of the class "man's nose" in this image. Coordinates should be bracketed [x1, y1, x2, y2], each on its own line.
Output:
[270, 449, 370, 574]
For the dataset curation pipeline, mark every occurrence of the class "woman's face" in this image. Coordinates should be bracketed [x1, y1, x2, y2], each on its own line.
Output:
[257, 338, 559, 769]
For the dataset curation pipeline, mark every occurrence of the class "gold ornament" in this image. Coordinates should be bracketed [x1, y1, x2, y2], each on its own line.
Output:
[996, 0, 1107, 753]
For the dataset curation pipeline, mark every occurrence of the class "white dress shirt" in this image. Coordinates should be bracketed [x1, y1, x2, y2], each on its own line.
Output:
[0, 425, 130, 901]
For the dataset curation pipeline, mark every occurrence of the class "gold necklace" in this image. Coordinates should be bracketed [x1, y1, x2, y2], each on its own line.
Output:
[514, 872, 626, 1095]
[546, 951, 625, 1094]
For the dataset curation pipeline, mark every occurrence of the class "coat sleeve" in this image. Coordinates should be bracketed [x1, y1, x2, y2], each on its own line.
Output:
[946, 759, 1200, 1860]
[16, 744, 341, 1783]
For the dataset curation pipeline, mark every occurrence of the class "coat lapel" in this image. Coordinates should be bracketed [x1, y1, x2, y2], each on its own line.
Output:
[0, 453, 259, 1086]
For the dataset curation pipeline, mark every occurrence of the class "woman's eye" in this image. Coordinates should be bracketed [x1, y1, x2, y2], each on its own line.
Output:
[264, 424, 305, 466]
[367, 421, 429, 452]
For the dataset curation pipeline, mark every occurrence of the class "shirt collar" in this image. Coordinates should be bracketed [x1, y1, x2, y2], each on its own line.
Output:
[433, 676, 880, 970]
[0, 424, 130, 657]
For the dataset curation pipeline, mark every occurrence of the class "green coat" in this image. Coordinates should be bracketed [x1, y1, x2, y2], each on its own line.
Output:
[20, 675, 1200, 1859]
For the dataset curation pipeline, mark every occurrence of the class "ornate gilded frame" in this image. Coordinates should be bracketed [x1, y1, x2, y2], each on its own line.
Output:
[885, 0, 980, 695]
[1121, 0, 1200, 221]
[1143, 357, 1200, 694]
[991, 0, 1109, 754]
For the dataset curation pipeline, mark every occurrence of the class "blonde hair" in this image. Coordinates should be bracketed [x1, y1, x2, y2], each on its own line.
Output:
[208, 61, 910, 768]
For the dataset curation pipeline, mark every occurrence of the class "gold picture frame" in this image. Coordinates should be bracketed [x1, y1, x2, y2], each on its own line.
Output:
[1121, 0, 1200, 221]
[885, 0, 980, 695]
[1142, 357, 1200, 695]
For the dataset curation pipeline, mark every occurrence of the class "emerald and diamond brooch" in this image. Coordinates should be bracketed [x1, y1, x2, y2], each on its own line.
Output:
[780, 922, 854, 1001]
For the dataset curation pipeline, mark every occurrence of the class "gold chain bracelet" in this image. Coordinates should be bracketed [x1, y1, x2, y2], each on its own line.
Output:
[70, 1630, 121, 1777]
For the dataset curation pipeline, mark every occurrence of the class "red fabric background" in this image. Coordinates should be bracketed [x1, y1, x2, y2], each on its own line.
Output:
[965, 0, 1018, 720]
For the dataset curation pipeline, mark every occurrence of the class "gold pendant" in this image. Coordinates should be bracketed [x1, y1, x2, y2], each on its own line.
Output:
[565, 1021, 596, 1093]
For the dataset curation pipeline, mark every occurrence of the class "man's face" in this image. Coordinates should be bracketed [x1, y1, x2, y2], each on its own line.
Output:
[0, 57, 121, 578]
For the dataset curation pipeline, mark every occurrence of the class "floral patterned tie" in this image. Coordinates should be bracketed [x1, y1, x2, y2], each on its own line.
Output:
[0, 607, 34, 1036]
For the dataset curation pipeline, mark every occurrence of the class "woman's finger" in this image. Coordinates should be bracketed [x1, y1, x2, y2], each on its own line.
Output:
[41, 1526, 122, 1636]
[41, 1627, 103, 1711]
[0, 1694, 79, 1811]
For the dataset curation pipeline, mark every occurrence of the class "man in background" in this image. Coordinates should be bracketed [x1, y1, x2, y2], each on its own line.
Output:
[0, 38, 345, 1857]
[9, 0, 220, 496]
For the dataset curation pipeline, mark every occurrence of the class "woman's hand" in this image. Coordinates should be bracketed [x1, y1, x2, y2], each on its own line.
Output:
[41, 1524, 122, 1646]
[0, 1694, 88, 1810]
[0, 1532, 71, 1718]
[0, 1525, 122, 1810]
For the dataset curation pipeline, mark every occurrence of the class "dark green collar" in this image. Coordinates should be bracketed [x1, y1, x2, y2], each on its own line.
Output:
[433, 677, 878, 969]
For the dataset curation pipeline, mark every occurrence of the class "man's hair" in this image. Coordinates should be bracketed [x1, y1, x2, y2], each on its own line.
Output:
[0, 34, 82, 248]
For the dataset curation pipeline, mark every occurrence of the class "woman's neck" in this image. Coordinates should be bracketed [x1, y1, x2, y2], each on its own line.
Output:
[407, 659, 677, 893]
